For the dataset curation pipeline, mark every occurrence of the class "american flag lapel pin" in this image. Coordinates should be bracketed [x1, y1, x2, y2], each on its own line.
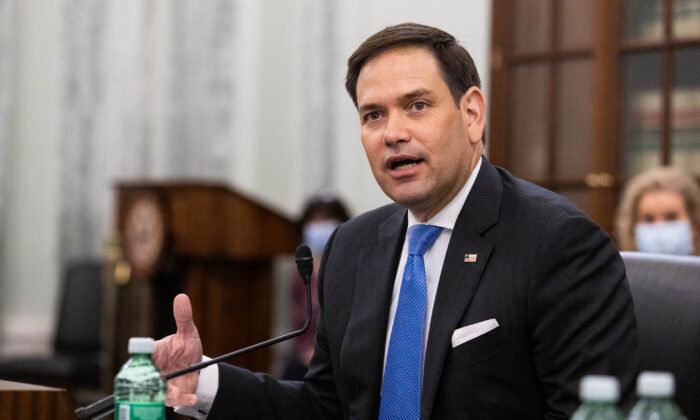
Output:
[464, 253, 477, 263]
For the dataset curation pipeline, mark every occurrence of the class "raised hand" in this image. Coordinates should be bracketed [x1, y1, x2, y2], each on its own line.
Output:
[153, 293, 203, 407]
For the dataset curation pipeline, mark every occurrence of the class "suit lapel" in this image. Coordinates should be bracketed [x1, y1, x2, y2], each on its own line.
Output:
[341, 207, 406, 419]
[421, 159, 502, 419]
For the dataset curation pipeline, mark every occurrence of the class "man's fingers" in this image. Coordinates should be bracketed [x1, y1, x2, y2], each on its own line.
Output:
[152, 337, 166, 366]
[165, 385, 181, 407]
[165, 384, 199, 407]
[173, 293, 197, 336]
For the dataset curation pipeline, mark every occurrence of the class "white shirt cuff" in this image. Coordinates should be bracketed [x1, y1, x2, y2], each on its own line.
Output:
[173, 356, 219, 419]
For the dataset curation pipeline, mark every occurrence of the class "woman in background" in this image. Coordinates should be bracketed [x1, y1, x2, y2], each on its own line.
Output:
[282, 193, 350, 380]
[615, 166, 700, 255]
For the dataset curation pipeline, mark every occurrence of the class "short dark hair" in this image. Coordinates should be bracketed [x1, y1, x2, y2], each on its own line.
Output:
[298, 193, 351, 227]
[345, 22, 481, 108]
[296, 193, 351, 241]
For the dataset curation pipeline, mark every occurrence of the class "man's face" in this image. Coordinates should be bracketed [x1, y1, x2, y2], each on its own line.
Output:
[355, 46, 484, 221]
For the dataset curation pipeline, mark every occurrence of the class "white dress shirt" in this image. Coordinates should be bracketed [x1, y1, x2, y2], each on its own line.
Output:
[177, 158, 483, 419]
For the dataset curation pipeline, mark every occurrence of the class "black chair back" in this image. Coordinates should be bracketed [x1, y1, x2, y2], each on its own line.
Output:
[0, 260, 102, 390]
[54, 261, 102, 355]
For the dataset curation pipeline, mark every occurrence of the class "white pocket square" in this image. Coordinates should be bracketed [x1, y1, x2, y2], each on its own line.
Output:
[451, 318, 499, 348]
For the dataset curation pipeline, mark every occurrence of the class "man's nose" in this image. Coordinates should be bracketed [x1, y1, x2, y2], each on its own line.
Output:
[383, 112, 410, 146]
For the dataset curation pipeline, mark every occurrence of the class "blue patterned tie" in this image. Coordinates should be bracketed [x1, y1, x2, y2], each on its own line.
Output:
[379, 224, 443, 420]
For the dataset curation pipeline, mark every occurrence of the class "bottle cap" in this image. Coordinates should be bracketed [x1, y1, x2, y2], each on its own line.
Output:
[579, 375, 620, 402]
[637, 371, 675, 397]
[128, 337, 155, 354]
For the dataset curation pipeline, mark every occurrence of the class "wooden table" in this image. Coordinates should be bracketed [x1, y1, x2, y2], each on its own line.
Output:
[0, 380, 75, 419]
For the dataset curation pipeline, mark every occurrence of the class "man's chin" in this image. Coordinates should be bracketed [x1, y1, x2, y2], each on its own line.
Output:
[388, 191, 429, 212]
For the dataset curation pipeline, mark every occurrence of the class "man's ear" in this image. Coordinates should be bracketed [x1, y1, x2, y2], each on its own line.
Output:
[459, 86, 486, 145]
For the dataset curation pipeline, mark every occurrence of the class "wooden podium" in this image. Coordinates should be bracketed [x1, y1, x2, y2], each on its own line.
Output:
[105, 182, 296, 384]
[0, 380, 75, 419]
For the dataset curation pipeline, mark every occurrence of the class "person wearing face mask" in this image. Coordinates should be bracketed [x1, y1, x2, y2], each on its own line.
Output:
[281, 194, 351, 380]
[615, 166, 700, 256]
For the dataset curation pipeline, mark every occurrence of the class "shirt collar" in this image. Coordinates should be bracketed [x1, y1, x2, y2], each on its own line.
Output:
[407, 156, 482, 231]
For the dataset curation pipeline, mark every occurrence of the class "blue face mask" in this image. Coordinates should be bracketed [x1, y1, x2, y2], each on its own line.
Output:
[303, 221, 340, 256]
[634, 220, 694, 255]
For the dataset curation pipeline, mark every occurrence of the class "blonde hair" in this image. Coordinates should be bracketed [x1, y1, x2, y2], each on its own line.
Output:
[615, 167, 700, 252]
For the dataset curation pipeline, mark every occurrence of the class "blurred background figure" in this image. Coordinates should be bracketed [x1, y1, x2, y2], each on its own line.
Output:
[282, 193, 351, 380]
[615, 167, 700, 255]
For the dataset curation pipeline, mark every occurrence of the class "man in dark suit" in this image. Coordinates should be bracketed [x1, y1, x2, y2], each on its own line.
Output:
[154, 23, 638, 419]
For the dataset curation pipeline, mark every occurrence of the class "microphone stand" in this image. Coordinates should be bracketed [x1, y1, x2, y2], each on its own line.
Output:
[76, 246, 314, 420]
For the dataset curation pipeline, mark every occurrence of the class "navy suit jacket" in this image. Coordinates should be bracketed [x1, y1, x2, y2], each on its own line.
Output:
[208, 158, 638, 419]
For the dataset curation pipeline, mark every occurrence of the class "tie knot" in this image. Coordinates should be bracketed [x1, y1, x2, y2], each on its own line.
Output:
[407, 224, 443, 256]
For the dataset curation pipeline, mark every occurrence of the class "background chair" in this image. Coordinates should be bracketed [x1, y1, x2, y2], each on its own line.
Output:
[621, 251, 700, 419]
[0, 260, 102, 404]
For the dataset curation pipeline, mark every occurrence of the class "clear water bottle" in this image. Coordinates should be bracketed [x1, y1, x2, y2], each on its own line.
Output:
[628, 371, 686, 420]
[571, 375, 625, 420]
[114, 337, 166, 420]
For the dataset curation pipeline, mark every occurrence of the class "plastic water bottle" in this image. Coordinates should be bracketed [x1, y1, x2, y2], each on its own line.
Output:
[571, 375, 625, 420]
[628, 371, 686, 420]
[114, 337, 166, 420]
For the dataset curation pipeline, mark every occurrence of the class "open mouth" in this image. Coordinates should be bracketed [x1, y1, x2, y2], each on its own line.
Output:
[390, 158, 423, 171]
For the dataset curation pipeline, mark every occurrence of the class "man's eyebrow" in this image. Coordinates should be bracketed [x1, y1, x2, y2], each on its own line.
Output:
[358, 89, 435, 114]
[358, 102, 381, 114]
[399, 88, 433, 102]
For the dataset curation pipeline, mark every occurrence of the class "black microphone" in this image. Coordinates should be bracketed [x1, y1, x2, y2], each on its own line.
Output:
[295, 243, 314, 284]
[75, 244, 315, 420]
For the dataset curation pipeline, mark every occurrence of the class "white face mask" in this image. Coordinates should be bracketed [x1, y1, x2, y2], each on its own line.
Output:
[634, 220, 694, 255]
[303, 221, 340, 256]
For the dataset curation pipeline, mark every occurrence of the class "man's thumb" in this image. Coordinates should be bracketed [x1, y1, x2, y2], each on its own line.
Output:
[173, 293, 197, 335]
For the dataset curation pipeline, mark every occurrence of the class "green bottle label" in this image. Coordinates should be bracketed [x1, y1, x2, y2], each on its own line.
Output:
[115, 402, 165, 420]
